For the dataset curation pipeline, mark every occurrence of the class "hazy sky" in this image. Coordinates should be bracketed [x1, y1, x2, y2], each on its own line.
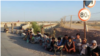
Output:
[1, 1, 100, 22]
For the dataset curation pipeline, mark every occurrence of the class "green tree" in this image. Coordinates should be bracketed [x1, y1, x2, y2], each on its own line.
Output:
[31, 22, 41, 34]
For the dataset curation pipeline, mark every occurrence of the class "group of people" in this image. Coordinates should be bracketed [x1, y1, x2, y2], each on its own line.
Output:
[4, 23, 16, 33]
[22, 28, 100, 56]
[3, 22, 100, 56]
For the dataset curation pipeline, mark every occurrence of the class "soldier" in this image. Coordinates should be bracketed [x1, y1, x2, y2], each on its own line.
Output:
[14, 23, 16, 27]
[30, 28, 34, 33]
[11, 23, 14, 33]
[4, 23, 8, 32]
[41, 27, 44, 35]
[52, 28, 56, 38]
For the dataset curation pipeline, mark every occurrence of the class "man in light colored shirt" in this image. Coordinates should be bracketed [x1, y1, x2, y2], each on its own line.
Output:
[75, 33, 82, 45]
[75, 33, 82, 52]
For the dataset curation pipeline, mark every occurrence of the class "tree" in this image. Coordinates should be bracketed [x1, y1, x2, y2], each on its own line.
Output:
[31, 22, 41, 34]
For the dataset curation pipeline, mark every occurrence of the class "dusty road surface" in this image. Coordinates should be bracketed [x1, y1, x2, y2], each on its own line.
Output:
[1, 28, 40, 56]
[1, 27, 77, 56]
[65, 23, 100, 31]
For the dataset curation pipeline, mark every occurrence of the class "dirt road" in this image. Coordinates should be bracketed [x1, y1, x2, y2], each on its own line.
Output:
[65, 23, 100, 31]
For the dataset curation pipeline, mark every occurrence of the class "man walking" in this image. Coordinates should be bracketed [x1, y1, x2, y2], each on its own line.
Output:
[4, 23, 8, 32]
[52, 28, 56, 38]
[11, 23, 14, 33]
[41, 27, 44, 35]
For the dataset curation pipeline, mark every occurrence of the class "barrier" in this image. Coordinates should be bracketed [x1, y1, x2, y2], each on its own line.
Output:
[0, 22, 26, 27]
[22, 23, 32, 30]
[43, 24, 57, 29]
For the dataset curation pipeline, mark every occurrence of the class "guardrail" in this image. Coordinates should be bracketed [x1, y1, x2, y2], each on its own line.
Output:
[1, 23, 21, 27]
[22, 23, 32, 30]
[43, 24, 58, 29]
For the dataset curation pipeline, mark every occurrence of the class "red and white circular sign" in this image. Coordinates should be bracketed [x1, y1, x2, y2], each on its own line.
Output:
[87, 0, 96, 8]
[78, 8, 91, 21]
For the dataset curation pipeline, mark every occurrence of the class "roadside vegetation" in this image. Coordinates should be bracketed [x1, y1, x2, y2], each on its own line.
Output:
[31, 22, 42, 34]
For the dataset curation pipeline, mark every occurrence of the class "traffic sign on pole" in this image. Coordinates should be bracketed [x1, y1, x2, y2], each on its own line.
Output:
[85, 1, 92, 6]
[85, 0, 96, 8]
[78, 8, 91, 21]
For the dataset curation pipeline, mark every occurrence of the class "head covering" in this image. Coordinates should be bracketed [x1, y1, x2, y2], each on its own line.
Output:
[92, 40, 97, 44]
[90, 40, 97, 49]
[44, 35, 47, 38]
[38, 33, 41, 35]
[43, 35, 48, 40]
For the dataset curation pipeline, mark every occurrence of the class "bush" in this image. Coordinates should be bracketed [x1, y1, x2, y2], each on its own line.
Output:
[31, 22, 41, 34]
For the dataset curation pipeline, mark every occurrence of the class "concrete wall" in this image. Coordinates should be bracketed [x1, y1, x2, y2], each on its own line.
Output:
[1, 22, 58, 30]
[37, 22, 57, 26]
[43, 24, 58, 29]
[22, 22, 32, 30]
[1, 23, 20, 27]
[37, 22, 58, 29]
[0, 22, 27, 27]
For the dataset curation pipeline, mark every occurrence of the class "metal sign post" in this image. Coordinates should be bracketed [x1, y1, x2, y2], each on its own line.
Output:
[70, 15, 72, 28]
[78, 0, 96, 39]
[83, 0, 86, 39]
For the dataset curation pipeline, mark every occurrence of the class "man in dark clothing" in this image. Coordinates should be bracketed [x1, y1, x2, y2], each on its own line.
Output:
[11, 23, 14, 33]
[36, 31, 41, 37]
[54, 37, 63, 55]
[87, 40, 100, 56]
[45, 39, 51, 51]
[49, 37, 56, 52]
[62, 35, 69, 51]
[62, 35, 69, 45]
[64, 37, 76, 53]
[26, 29, 30, 43]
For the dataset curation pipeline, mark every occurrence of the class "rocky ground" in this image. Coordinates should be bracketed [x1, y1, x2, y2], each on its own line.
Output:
[55, 26, 100, 45]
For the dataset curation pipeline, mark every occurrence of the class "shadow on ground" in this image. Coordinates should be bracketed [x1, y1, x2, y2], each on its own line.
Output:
[8, 35, 54, 56]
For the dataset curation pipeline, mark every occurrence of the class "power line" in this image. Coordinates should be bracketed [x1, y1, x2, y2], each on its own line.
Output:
[91, 12, 100, 14]
[64, 12, 100, 17]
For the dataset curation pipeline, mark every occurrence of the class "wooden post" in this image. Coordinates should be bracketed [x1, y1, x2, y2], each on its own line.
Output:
[62, 18, 64, 26]
[70, 15, 72, 28]
[64, 16, 66, 25]
[83, 0, 86, 39]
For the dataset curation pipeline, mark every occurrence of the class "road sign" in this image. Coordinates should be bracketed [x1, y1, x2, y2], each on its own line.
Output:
[85, 0, 96, 8]
[78, 8, 91, 21]
[85, 1, 92, 6]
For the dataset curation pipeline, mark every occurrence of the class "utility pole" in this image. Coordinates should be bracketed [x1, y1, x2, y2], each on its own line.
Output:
[83, 0, 86, 39]
[64, 16, 66, 25]
[60, 18, 62, 26]
[62, 18, 64, 25]
[70, 15, 72, 28]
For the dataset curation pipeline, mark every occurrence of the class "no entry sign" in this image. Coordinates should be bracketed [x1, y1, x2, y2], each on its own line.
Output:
[78, 8, 91, 21]
[85, 0, 96, 8]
